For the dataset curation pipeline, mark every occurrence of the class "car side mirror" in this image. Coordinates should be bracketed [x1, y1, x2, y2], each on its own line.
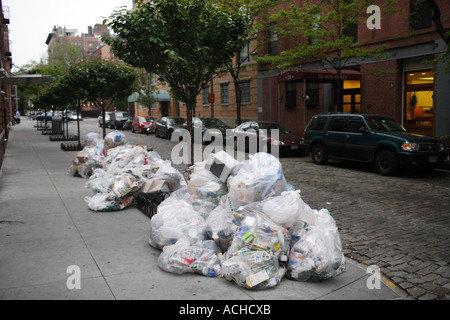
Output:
[359, 127, 369, 134]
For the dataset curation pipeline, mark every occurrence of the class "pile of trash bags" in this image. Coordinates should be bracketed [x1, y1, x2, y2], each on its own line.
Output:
[69, 133, 345, 289]
[150, 151, 346, 290]
[68, 131, 186, 212]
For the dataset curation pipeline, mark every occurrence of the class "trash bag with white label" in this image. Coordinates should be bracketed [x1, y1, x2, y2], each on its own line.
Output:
[227, 152, 288, 211]
[226, 205, 290, 261]
[187, 162, 228, 218]
[204, 195, 236, 252]
[287, 209, 345, 281]
[158, 238, 222, 277]
[220, 250, 286, 290]
[149, 187, 207, 250]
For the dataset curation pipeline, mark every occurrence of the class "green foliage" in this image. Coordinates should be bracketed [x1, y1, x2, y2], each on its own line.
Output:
[48, 42, 84, 68]
[64, 59, 138, 110]
[104, 0, 250, 109]
[260, 0, 397, 69]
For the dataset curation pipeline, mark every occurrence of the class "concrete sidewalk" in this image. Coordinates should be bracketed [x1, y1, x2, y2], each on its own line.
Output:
[0, 120, 410, 300]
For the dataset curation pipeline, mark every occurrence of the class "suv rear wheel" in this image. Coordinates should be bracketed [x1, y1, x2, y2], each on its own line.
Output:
[375, 150, 398, 176]
[312, 143, 329, 165]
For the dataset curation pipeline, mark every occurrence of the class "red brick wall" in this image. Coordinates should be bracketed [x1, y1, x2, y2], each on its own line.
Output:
[360, 60, 403, 123]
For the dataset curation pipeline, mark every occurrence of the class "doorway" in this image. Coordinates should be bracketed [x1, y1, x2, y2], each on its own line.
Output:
[342, 80, 361, 113]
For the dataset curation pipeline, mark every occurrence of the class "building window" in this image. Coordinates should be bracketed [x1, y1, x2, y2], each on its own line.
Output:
[343, 21, 358, 41]
[285, 82, 296, 109]
[202, 87, 209, 105]
[220, 83, 229, 105]
[410, 0, 432, 30]
[239, 41, 250, 64]
[306, 82, 320, 108]
[308, 12, 321, 45]
[405, 70, 434, 128]
[239, 81, 251, 103]
[342, 80, 360, 113]
[268, 24, 278, 56]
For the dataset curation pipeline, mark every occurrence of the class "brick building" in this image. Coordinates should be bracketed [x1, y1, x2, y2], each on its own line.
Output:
[0, 2, 12, 170]
[45, 24, 112, 62]
[132, 0, 449, 138]
[45, 24, 117, 116]
[258, 0, 450, 138]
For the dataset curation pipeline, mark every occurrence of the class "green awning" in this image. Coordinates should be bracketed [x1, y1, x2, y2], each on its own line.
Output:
[128, 90, 171, 103]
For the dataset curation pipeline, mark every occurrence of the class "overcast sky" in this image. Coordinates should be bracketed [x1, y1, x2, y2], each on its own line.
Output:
[3, 0, 132, 72]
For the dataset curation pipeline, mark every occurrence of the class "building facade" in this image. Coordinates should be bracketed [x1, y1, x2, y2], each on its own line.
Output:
[45, 24, 113, 62]
[0, 2, 12, 171]
[132, 0, 449, 138]
[45, 24, 117, 116]
[258, 0, 450, 138]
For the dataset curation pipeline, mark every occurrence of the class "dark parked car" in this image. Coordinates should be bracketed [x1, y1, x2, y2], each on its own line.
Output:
[132, 116, 156, 134]
[110, 111, 131, 129]
[227, 121, 303, 155]
[186, 117, 231, 144]
[155, 116, 186, 139]
[303, 113, 445, 175]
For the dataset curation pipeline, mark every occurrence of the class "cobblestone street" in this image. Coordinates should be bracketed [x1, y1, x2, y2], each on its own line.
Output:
[77, 118, 450, 299]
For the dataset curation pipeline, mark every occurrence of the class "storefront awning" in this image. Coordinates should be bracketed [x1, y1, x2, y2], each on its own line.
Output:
[128, 90, 171, 103]
[1, 74, 55, 86]
[278, 68, 361, 82]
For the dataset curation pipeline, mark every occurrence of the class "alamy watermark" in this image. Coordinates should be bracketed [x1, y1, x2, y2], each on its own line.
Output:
[366, 5, 381, 30]
[366, 265, 381, 290]
[66, 265, 81, 290]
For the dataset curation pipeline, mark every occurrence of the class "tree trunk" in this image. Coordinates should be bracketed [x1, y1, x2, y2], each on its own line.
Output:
[102, 108, 106, 139]
[186, 102, 194, 166]
[234, 78, 242, 125]
[76, 104, 81, 147]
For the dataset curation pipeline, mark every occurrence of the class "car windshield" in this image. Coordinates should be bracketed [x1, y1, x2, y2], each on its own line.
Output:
[365, 116, 405, 132]
[258, 122, 291, 134]
[168, 118, 185, 125]
[201, 118, 227, 128]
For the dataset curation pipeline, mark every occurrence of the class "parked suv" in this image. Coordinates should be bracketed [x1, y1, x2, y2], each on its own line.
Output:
[110, 111, 131, 129]
[303, 113, 444, 175]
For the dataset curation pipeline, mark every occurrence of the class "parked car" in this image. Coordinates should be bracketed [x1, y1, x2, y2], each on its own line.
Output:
[227, 121, 303, 155]
[110, 111, 131, 129]
[98, 112, 112, 128]
[132, 116, 157, 134]
[186, 117, 231, 144]
[64, 110, 82, 121]
[155, 116, 186, 139]
[36, 110, 53, 121]
[303, 113, 445, 175]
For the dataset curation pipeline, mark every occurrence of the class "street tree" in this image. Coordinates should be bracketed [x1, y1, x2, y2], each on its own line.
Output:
[104, 0, 250, 164]
[48, 42, 84, 68]
[137, 70, 160, 116]
[219, 0, 278, 125]
[421, 0, 450, 72]
[259, 0, 397, 111]
[64, 59, 138, 138]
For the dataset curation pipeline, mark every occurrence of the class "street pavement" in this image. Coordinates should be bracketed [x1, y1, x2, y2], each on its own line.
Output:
[2, 117, 447, 301]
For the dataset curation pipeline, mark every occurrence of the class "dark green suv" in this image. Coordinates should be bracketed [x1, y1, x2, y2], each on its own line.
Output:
[303, 113, 444, 175]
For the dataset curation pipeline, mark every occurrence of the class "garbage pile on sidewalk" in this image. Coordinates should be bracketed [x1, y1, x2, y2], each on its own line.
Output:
[68, 132, 345, 289]
[68, 131, 186, 212]
[150, 151, 346, 289]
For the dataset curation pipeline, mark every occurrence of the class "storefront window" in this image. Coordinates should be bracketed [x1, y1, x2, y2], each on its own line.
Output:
[342, 80, 361, 113]
[405, 70, 433, 129]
